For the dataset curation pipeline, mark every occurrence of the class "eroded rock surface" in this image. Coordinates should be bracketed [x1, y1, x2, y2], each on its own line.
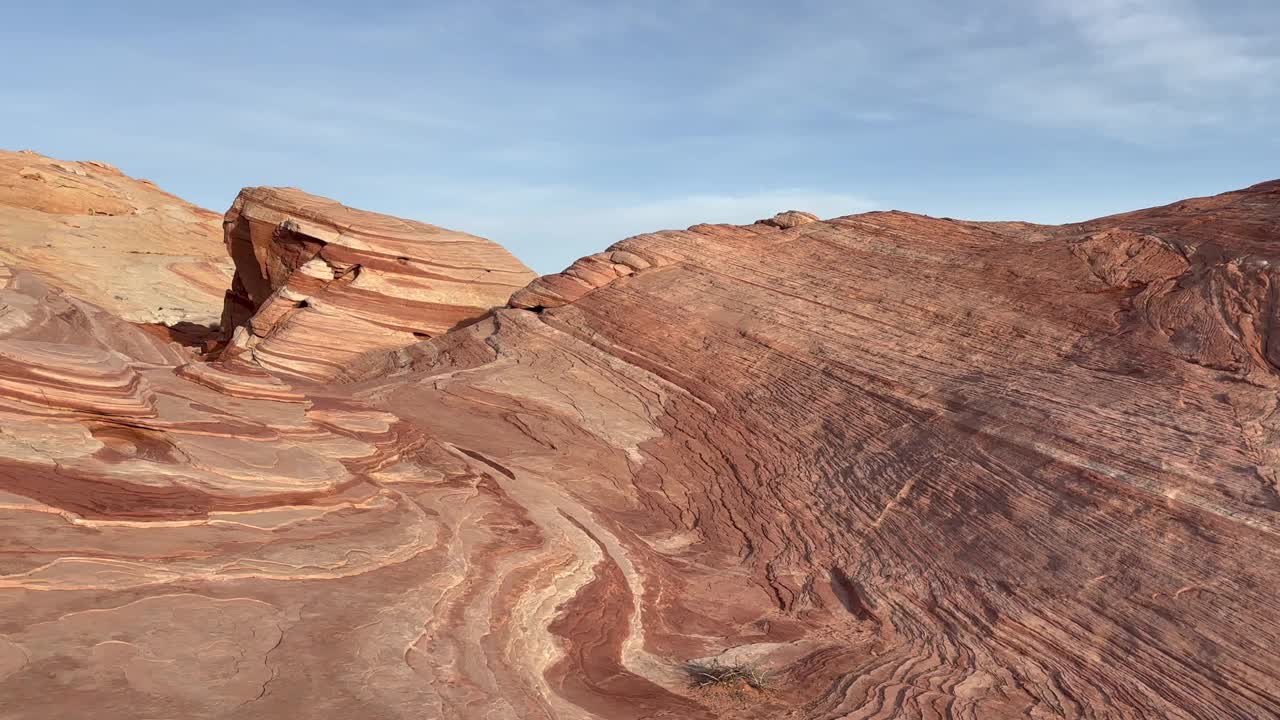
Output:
[1, 169, 1279, 720]
[0, 150, 232, 330]
[219, 187, 536, 380]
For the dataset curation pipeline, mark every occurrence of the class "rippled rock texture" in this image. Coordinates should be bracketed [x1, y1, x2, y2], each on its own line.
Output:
[1, 161, 1279, 719]
[219, 187, 536, 380]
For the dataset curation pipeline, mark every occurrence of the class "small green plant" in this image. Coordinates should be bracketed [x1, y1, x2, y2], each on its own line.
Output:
[684, 660, 770, 691]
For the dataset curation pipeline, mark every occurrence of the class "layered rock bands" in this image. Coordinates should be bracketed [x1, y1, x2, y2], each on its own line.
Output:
[1, 151, 1278, 719]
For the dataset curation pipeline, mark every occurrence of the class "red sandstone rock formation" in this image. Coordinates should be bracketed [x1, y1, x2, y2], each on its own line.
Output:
[0, 160, 1279, 719]
[218, 187, 536, 379]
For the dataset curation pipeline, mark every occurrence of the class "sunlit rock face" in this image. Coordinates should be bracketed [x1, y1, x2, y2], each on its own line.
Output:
[1, 159, 1279, 720]
[218, 186, 536, 380]
[0, 149, 232, 331]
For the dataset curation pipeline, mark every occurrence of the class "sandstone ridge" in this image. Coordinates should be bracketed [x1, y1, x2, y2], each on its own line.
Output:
[0, 156, 1278, 720]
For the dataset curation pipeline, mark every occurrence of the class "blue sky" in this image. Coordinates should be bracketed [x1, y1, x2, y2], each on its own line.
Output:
[3, 0, 1277, 272]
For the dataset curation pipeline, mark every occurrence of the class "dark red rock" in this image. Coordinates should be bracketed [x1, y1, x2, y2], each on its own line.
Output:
[0, 167, 1278, 719]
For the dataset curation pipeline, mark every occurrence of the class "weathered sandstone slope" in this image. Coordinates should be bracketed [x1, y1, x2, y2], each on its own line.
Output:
[0, 167, 1278, 719]
[0, 150, 232, 329]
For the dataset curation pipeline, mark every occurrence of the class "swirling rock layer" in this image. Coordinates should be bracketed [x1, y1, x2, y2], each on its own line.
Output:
[1, 169, 1279, 719]
[219, 187, 536, 380]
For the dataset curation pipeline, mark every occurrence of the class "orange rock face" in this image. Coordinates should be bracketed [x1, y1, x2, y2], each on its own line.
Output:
[219, 187, 536, 380]
[1, 161, 1279, 719]
[0, 150, 232, 329]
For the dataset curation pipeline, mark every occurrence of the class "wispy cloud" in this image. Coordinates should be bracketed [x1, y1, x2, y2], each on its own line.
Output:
[1043, 0, 1272, 84]
[701, 0, 1277, 139]
[2, 0, 1274, 273]
[412, 186, 877, 273]
[1010, 0, 1278, 133]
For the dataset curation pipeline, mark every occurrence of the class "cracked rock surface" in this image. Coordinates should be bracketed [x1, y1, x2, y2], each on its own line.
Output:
[0, 155, 1279, 719]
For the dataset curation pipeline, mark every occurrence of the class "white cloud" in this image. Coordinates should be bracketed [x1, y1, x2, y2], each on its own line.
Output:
[1011, 0, 1278, 133]
[588, 190, 877, 229]
[1043, 0, 1270, 83]
[697, 0, 1277, 139]
[430, 187, 877, 273]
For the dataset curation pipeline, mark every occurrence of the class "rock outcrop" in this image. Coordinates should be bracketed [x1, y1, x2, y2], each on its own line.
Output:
[0, 150, 232, 331]
[1, 163, 1279, 719]
[219, 187, 536, 379]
